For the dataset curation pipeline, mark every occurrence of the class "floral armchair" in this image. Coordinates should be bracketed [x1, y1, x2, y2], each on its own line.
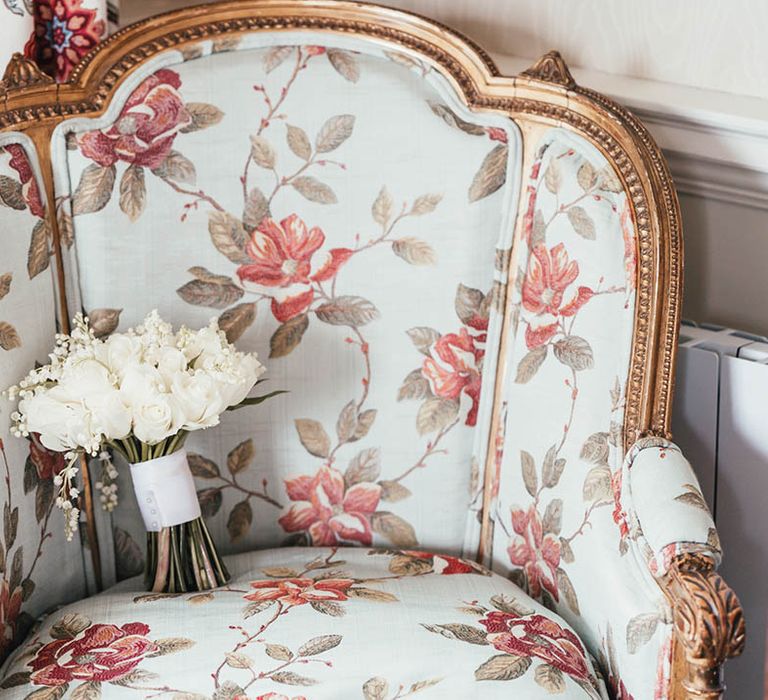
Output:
[0, 2, 745, 698]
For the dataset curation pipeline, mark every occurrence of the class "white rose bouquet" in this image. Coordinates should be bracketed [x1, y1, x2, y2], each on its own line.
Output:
[6, 310, 282, 593]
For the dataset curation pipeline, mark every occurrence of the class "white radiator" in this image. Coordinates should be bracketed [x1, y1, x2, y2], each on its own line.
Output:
[672, 321, 768, 699]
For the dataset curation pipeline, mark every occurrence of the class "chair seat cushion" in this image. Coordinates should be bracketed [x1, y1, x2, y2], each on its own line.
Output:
[0, 547, 607, 699]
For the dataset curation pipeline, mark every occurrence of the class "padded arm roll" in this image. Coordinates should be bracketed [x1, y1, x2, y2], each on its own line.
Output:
[621, 437, 721, 577]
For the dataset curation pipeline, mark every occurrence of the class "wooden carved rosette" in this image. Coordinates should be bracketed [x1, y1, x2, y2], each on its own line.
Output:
[666, 553, 745, 699]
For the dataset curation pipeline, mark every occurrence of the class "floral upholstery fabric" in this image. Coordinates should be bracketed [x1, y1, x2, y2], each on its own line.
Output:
[0, 135, 89, 664]
[51, 34, 520, 582]
[8, 22, 725, 700]
[621, 437, 720, 578]
[0, 547, 609, 699]
[484, 131, 679, 699]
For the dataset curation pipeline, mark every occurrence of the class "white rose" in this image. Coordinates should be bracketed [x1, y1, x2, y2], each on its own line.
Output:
[66, 358, 114, 399]
[21, 390, 91, 452]
[222, 353, 266, 406]
[131, 393, 183, 445]
[119, 364, 165, 407]
[33, 358, 131, 446]
[63, 360, 130, 440]
[187, 326, 226, 370]
[154, 346, 188, 388]
[96, 334, 144, 377]
[172, 372, 225, 430]
[87, 389, 132, 441]
[206, 372, 240, 408]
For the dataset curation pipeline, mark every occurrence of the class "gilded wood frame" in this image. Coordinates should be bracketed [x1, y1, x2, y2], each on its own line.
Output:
[0, 1, 744, 696]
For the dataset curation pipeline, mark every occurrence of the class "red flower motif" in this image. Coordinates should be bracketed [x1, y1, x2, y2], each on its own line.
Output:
[237, 215, 352, 322]
[28, 622, 158, 686]
[25, 0, 106, 82]
[507, 505, 561, 601]
[245, 577, 353, 607]
[611, 469, 629, 540]
[305, 46, 327, 56]
[0, 580, 23, 660]
[620, 204, 636, 292]
[558, 286, 595, 317]
[278, 465, 380, 546]
[479, 610, 592, 682]
[486, 127, 508, 144]
[522, 244, 595, 349]
[421, 328, 482, 426]
[610, 674, 635, 700]
[524, 321, 559, 350]
[5, 145, 45, 218]
[521, 163, 542, 246]
[78, 69, 191, 169]
[522, 243, 579, 316]
[401, 550, 484, 575]
[490, 404, 508, 502]
[28, 434, 65, 481]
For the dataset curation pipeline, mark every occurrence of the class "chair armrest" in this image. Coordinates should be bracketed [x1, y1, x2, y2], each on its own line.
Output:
[622, 438, 745, 699]
[622, 438, 719, 577]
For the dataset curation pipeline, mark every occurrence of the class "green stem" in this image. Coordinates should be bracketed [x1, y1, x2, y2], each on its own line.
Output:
[120, 438, 139, 463]
[152, 438, 168, 459]
[188, 528, 204, 589]
[164, 431, 188, 456]
[197, 517, 229, 584]
[106, 440, 130, 462]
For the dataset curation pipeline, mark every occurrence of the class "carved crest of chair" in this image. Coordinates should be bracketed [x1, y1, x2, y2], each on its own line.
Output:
[0, 2, 743, 698]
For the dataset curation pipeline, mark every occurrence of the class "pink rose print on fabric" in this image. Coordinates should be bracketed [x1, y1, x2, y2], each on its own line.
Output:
[78, 69, 192, 169]
[28, 622, 159, 685]
[480, 610, 592, 682]
[522, 242, 579, 317]
[279, 465, 381, 546]
[508, 505, 561, 601]
[421, 328, 483, 427]
[5, 145, 45, 218]
[522, 243, 595, 350]
[400, 550, 488, 575]
[423, 598, 600, 690]
[245, 576, 354, 607]
[611, 468, 630, 543]
[237, 214, 352, 322]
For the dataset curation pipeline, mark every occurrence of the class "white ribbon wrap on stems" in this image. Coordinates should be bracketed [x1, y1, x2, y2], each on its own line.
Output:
[130, 449, 201, 532]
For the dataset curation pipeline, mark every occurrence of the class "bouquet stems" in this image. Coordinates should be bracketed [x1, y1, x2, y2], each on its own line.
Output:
[143, 518, 229, 593]
[110, 433, 230, 593]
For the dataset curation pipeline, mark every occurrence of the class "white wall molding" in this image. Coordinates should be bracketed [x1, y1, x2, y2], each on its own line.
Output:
[628, 105, 768, 209]
[493, 52, 768, 210]
[662, 151, 768, 210]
